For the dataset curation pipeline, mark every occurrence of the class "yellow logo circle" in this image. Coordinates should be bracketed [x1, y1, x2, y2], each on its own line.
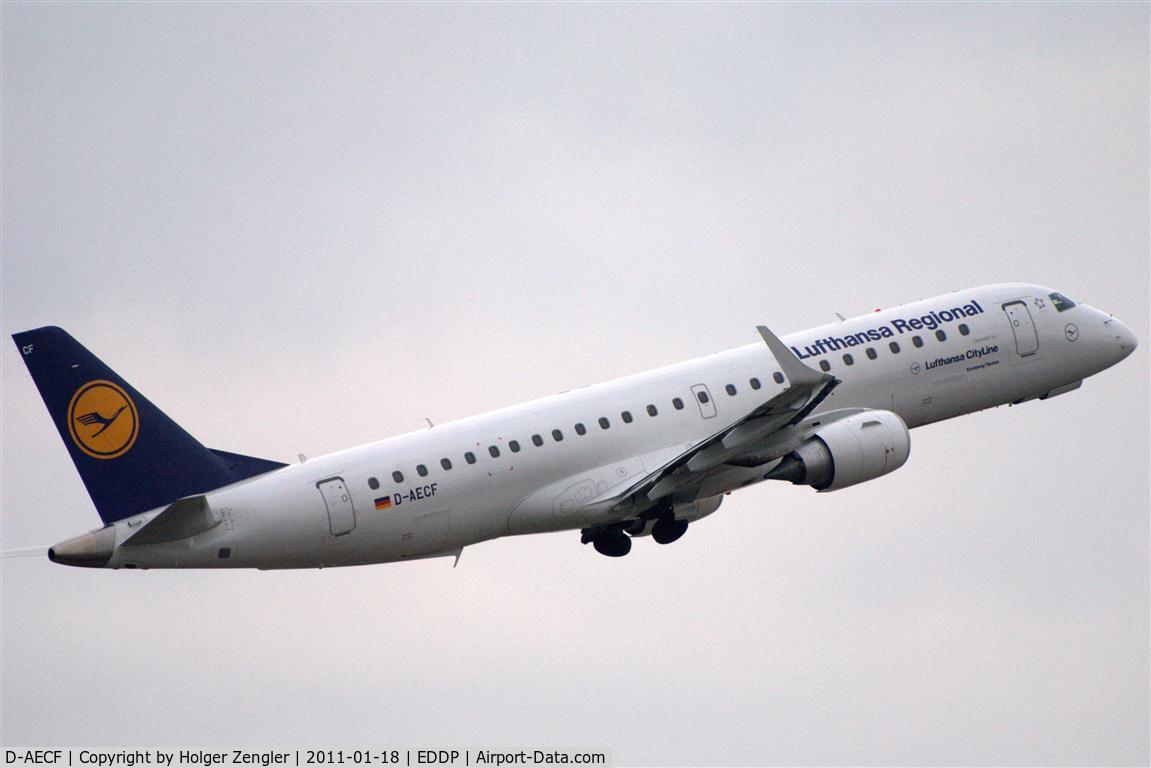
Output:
[67, 380, 138, 459]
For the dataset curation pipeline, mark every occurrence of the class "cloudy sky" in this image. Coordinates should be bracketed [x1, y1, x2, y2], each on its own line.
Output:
[2, 4, 1147, 765]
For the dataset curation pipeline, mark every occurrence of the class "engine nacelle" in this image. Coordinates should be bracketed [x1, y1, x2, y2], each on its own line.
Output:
[766, 410, 910, 491]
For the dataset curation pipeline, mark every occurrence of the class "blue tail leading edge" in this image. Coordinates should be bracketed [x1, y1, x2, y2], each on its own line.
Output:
[12, 326, 286, 524]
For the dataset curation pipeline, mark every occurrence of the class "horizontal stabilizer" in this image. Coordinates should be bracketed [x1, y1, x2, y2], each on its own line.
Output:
[123, 495, 218, 546]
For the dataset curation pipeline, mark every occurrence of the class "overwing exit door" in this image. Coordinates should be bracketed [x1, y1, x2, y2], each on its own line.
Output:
[1002, 301, 1039, 357]
[317, 477, 356, 536]
[691, 384, 717, 419]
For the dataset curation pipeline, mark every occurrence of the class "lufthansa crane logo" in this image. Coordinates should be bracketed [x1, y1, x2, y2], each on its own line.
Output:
[67, 380, 138, 459]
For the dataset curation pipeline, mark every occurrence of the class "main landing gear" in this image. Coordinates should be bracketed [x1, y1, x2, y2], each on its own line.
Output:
[582, 514, 690, 557]
[651, 517, 688, 545]
[592, 530, 631, 557]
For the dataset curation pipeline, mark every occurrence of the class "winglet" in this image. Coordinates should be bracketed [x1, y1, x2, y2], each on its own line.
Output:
[757, 325, 824, 386]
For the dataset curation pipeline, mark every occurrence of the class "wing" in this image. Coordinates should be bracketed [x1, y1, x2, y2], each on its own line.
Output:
[75, 412, 106, 426]
[587, 324, 838, 512]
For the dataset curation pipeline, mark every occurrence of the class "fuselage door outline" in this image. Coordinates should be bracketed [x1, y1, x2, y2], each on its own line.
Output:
[690, 383, 718, 419]
[1002, 300, 1039, 357]
[317, 477, 357, 537]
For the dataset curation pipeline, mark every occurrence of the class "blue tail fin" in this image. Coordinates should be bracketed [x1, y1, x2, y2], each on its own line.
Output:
[12, 326, 287, 524]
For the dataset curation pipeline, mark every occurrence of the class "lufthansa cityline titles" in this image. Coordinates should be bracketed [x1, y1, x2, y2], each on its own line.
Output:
[927, 344, 1000, 371]
[791, 299, 984, 360]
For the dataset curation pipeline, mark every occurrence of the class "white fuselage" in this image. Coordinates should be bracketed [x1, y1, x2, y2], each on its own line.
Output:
[100, 283, 1136, 569]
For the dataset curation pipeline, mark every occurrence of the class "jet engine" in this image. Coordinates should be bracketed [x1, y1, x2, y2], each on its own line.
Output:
[765, 410, 910, 491]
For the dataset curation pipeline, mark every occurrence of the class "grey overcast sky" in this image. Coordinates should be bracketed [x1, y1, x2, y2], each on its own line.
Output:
[2, 4, 1147, 766]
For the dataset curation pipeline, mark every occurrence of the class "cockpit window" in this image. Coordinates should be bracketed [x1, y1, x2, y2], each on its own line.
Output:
[1049, 292, 1077, 312]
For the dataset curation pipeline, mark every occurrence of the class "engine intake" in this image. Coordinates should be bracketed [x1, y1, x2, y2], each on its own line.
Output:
[766, 410, 910, 491]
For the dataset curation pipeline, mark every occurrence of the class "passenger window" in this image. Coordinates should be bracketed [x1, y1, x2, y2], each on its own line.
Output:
[574, 423, 586, 435]
[935, 330, 947, 342]
[866, 348, 877, 360]
[672, 397, 684, 410]
[843, 354, 854, 366]
[392, 470, 404, 483]
[750, 377, 761, 390]
[1050, 292, 1077, 312]
[509, 440, 521, 453]
[621, 410, 633, 423]
[889, 341, 900, 354]
[464, 452, 476, 465]
[598, 417, 611, 429]
[532, 434, 544, 447]
[417, 464, 428, 477]
[368, 477, 379, 490]
[958, 323, 970, 336]
[440, 458, 452, 471]
[773, 372, 785, 384]
[912, 335, 924, 348]
[646, 404, 657, 417]
[819, 359, 831, 372]
[488, 445, 500, 458]
[697, 391, 710, 404]
[725, 384, 737, 396]
[551, 429, 564, 442]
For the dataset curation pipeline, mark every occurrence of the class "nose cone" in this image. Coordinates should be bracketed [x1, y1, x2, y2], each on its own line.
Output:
[1111, 317, 1138, 361]
[48, 526, 116, 568]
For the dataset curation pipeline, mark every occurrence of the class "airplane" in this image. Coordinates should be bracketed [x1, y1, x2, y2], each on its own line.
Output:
[10, 283, 1137, 569]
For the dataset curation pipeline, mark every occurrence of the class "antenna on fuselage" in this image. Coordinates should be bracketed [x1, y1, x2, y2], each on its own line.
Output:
[423, 417, 434, 429]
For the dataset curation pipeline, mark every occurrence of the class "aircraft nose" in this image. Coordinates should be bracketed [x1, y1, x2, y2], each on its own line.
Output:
[1107, 316, 1138, 361]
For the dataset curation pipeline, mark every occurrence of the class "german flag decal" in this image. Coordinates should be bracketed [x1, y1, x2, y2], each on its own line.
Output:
[374, 496, 392, 510]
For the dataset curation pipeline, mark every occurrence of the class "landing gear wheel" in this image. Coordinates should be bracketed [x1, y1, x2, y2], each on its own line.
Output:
[592, 531, 632, 557]
[651, 518, 688, 545]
